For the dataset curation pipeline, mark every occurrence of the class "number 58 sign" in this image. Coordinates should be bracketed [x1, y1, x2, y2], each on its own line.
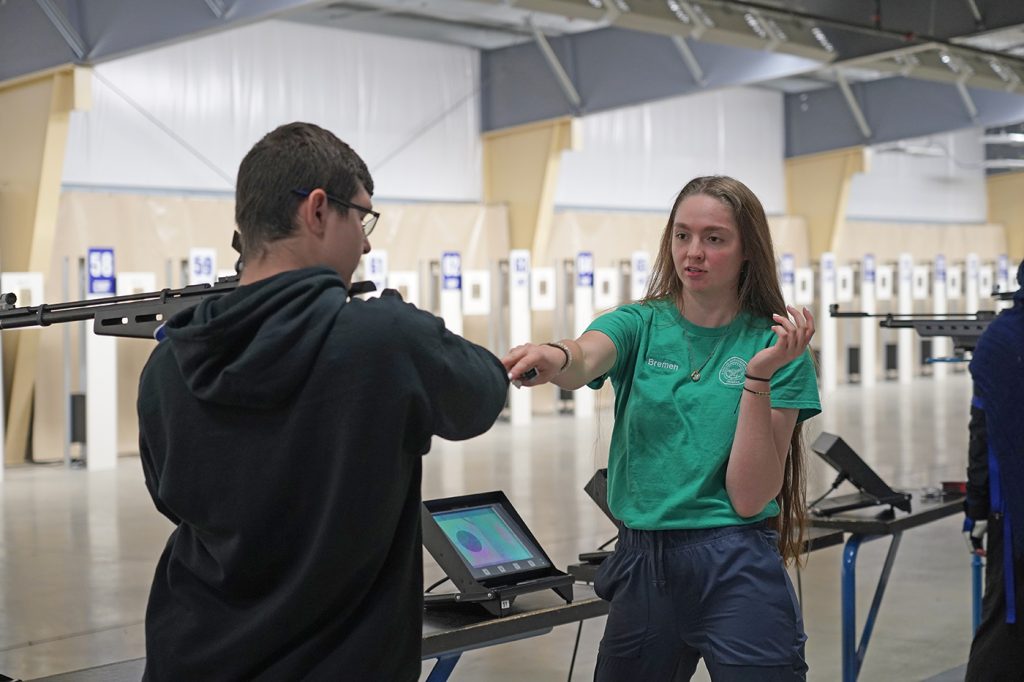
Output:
[87, 247, 115, 295]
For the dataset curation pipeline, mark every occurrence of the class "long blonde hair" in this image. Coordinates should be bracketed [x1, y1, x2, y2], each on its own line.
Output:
[643, 176, 808, 565]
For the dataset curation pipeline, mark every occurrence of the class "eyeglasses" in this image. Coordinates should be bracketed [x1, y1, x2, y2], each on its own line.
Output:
[292, 188, 379, 237]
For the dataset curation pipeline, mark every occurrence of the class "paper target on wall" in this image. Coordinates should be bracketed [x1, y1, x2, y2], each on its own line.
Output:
[978, 266, 994, 297]
[462, 270, 491, 316]
[794, 267, 814, 305]
[835, 266, 854, 303]
[388, 270, 420, 307]
[593, 267, 620, 310]
[912, 266, 930, 300]
[874, 265, 894, 301]
[945, 265, 962, 301]
[530, 267, 556, 311]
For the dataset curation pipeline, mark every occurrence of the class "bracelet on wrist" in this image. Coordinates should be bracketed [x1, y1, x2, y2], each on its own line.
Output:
[744, 372, 772, 383]
[743, 386, 771, 396]
[544, 341, 572, 373]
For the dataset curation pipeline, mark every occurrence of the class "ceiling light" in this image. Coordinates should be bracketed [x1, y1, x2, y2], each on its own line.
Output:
[811, 26, 834, 53]
[938, 50, 964, 75]
[612, 0, 631, 12]
[987, 58, 1021, 89]
[665, 0, 691, 23]
[743, 12, 768, 40]
[586, 0, 604, 8]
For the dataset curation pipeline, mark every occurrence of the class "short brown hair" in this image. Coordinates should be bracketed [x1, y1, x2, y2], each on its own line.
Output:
[234, 122, 373, 259]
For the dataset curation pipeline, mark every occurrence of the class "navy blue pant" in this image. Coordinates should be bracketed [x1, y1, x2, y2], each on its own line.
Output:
[593, 522, 807, 681]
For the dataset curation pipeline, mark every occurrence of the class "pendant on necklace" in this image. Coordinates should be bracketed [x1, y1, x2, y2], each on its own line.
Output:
[690, 370, 701, 382]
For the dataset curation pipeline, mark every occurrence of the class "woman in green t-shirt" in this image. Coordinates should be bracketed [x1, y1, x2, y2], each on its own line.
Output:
[503, 176, 820, 681]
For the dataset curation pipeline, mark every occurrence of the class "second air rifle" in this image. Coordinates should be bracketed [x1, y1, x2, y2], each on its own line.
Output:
[829, 290, 1016, 358]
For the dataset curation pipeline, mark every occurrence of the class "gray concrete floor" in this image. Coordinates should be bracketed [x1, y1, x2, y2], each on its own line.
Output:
[0, 373, 976, 681]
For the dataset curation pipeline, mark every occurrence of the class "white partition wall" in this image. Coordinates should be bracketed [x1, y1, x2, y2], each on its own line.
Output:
[508, 250, 532, 426]
[780, 254, 795, 306]
[530, 268, 556, 312]
[85, 249, 118, 471]
[997, 254, 1012, 311]
[794, 268, 814, 306]
[574, 252, 595, 418]
[388, 271, 419, 307]
[978, 263, 994, 308]
[818, 253, 837, 394]
[860, 254, 877, 387]
[462, 270, 491, 316]
[364, 251, 388, 298]
[630, 251, 651, 302]
[932, 256, 948, 379]
[898, 253, 915, 384]
[593, 268, 620, 310]
[439, 251, 463, 336]
[966, 253, 980, 314]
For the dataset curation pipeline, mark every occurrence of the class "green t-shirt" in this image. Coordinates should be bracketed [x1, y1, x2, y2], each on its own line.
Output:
[586, 299, 821, 530]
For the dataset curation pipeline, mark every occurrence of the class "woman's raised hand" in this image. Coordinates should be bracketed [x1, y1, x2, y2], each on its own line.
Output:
[747, 305, 815, 379]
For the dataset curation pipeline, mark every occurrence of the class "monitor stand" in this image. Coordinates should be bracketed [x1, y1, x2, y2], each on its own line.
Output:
[810, 490, 912, 517]
[424, 574, 574, 617]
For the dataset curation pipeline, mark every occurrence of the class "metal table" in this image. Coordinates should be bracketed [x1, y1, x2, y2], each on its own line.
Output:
[25, 586, 609, 682]
[809, 492, 967, 682]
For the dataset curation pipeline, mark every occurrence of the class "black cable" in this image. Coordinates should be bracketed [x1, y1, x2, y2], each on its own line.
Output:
[567, 620, 583, 681]
[424, 576, 450, 594]
[807, 472, 848, 510]
[597, 535, 617, 551]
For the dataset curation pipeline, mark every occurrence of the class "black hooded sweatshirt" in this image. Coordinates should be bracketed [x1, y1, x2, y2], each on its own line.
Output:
[137, 267, 507, 681]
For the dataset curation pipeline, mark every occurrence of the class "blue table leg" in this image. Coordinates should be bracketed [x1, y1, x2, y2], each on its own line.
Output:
[841, 532, 903, 682]
[425, 653, 461, 682]
[972, 553, 983, 635]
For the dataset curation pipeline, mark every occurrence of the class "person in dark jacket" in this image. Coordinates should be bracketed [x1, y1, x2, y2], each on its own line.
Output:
[964, 261, 1024, 681]
[137, 122, 508, 681]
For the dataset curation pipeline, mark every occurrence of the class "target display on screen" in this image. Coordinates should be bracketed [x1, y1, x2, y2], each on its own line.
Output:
[435, 505, 532, 568]
[431, 503, 548, 580]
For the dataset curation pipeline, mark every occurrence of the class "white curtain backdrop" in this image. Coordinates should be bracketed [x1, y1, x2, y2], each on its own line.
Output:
[848, 128, 987, 223]
[63, 20, 482, 202]
[555, 87, 786, 214]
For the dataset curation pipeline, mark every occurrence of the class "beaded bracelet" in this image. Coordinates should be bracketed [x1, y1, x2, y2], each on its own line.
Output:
[544, 341, 573, 373]
[743, 386, 771, 396]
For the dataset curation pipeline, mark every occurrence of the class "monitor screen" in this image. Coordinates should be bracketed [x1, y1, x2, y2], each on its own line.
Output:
[432, 503, 549, 581]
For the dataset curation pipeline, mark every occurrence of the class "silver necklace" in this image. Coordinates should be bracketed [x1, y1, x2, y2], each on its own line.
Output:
[685, 332, 724, 382]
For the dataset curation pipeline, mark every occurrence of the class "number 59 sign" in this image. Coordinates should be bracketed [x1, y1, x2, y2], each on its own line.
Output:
[188, 247, 217, 285]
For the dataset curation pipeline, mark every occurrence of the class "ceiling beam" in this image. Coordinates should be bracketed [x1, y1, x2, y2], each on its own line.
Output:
[786, 76, 1024, 157]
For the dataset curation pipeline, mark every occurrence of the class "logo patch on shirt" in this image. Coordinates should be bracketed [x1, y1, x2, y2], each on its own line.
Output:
[646, 357, 680, 372]
[719, 356, 747, 385]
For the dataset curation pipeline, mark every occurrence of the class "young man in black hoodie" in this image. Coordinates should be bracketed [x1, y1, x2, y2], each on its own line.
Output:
[136, 122, 509, 681]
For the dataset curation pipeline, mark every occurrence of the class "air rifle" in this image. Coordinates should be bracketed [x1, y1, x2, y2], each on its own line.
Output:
[829, 290, 1016, 357]
[0, 233, 377, 339]
[0, 276, 377, 340]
